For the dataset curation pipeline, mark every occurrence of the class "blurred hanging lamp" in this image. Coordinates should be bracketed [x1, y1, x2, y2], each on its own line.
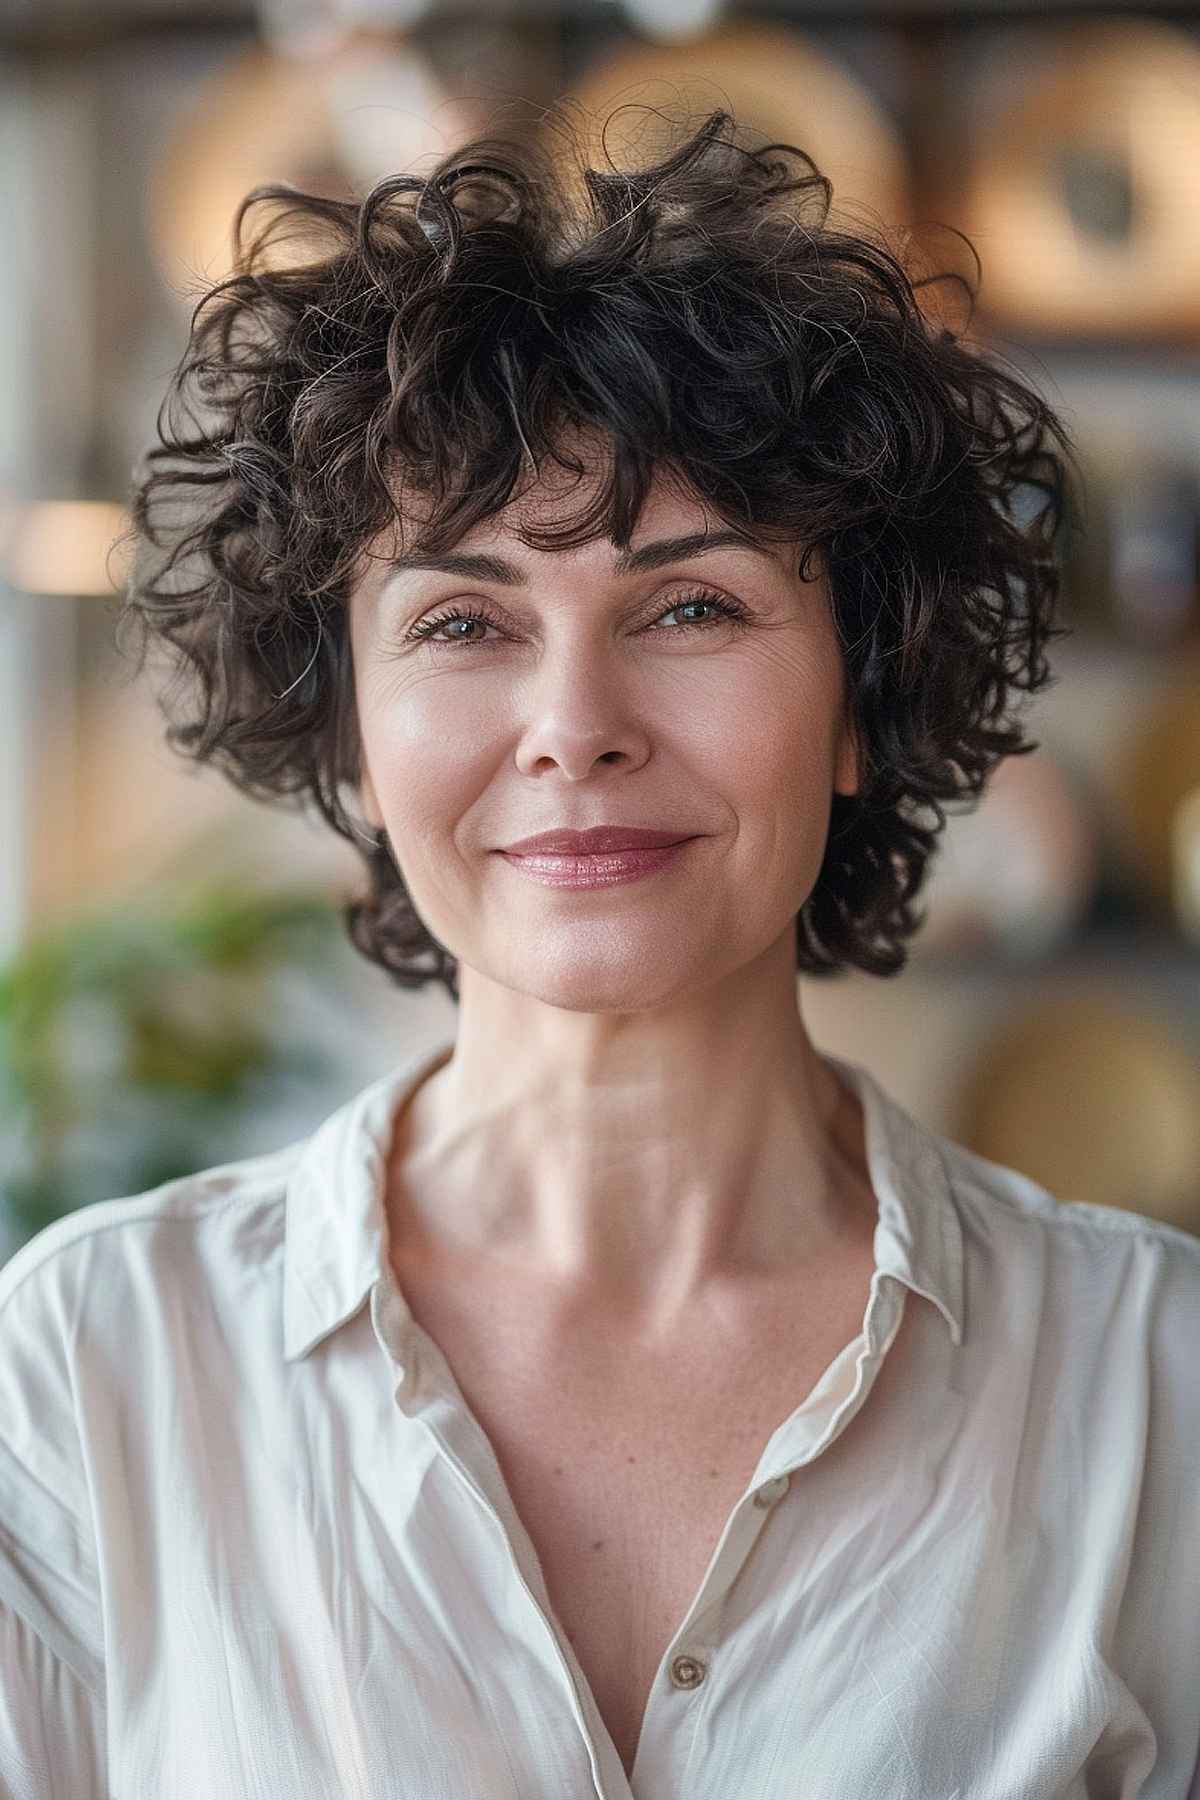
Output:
[255, 0, 435, 59]
[0, 501, 128, 598]
[618, 0, 728, 45]
[148, 9, 484, 296]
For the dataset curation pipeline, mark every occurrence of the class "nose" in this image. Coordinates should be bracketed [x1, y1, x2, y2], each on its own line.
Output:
[512, 656, 649, 782]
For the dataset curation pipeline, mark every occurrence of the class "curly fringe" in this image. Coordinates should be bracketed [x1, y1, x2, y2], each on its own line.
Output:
[117, 104, 1081, 1007]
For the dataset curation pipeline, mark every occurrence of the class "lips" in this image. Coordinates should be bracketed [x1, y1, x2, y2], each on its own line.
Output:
[500, 826, 694, 855]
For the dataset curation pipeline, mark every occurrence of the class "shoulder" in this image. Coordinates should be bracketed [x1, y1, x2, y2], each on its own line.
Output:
[0, 1139, 299, 1315]
[934, 1128, 1200, 1391]
[0, 1141, 301, 1496]
[935, 1124, 1200, 1262]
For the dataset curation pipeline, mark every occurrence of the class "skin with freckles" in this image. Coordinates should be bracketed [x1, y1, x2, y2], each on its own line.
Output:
[346, 432, 874, 1345]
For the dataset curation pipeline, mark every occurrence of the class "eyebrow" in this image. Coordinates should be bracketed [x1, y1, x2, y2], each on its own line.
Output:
[381, 529, 775, 585]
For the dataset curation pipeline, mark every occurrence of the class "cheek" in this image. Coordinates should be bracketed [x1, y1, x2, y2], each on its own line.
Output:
[357, 682, 497, 843]
[715, 642, 844, 783]
[359, 670, 483, 775]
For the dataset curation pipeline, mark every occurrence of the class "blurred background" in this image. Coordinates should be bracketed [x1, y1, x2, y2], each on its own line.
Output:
[2, 0, 1199, 1261]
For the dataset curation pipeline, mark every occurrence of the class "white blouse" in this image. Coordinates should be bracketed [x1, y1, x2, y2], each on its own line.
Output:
[1, 1035, 1198, 1800]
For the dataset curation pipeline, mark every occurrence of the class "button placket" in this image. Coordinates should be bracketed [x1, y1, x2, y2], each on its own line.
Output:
[663, 1479, 792, 1708]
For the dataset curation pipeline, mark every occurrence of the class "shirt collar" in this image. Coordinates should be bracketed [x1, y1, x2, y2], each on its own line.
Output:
[827, 1049, 965, 1348]
[283, 1038, 455, 1362]
[283, 1039, 964, 1362]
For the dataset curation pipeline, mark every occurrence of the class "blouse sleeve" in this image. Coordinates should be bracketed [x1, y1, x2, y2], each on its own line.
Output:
[0, 1593, 107, 1799]
[0, 1233, 108, 1796]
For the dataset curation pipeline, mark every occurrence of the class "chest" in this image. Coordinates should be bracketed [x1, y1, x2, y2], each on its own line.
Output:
[481, 1376, 794, 1780]
[392, 1252, 874, 1779]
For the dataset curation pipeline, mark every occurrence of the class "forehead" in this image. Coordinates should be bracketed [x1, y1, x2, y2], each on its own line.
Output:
[367, 446, 779, 589]
[434, 447, 698, 540]
[345, 419, 805, 612]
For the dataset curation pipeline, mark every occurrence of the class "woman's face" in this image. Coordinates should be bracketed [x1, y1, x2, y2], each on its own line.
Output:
[346, 447, 860, 1011]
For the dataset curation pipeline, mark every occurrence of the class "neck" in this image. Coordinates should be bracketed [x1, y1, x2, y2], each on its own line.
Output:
[384, 955, 874, 1329]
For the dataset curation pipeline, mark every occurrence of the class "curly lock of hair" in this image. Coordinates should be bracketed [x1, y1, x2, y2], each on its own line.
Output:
[116, 104, 1081, 1010]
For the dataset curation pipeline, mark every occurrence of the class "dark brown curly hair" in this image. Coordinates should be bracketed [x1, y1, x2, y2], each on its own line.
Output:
[117, 105, 1080, 1009]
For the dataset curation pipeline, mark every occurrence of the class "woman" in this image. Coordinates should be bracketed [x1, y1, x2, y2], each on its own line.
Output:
[1, 109, 1197, 1799]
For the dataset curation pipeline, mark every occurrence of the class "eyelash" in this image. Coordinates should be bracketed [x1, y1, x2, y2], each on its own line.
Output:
[404, 586, 751, 651]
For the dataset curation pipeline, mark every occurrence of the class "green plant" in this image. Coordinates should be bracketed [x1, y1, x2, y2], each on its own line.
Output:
[0, 884, 345, 1255]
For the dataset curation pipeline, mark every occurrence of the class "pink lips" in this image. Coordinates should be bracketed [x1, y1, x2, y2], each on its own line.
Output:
[499, 826, 693, 856]
[498, 838, 694, 889]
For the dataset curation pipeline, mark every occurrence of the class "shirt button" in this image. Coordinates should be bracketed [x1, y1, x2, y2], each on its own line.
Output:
[753, 1473, 791, 1509]
[669, 1654, 707, 1690]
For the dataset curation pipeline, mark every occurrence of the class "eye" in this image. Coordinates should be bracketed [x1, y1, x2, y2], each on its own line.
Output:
[404, 586, 751, 650]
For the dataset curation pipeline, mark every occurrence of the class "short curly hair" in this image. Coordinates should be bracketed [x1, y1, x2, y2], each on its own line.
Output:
[118, 105, 1079, 1009]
